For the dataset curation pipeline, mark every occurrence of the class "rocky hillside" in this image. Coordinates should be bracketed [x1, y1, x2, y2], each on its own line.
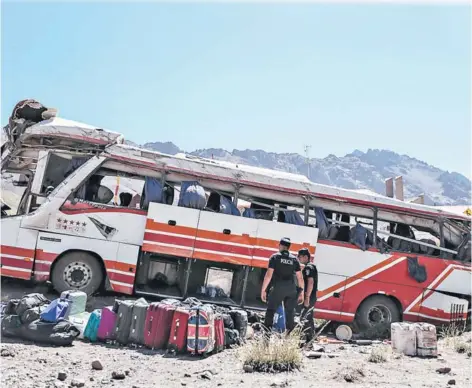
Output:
[126, 141, 471, 206]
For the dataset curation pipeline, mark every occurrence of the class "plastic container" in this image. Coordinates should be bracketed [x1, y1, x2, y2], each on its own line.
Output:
[335, 324, 353, 341]
[273, 304, 286, 333]
[391, 322, 417, 356]
[69, 311, 91, 339]
[415, 322, 437, 357]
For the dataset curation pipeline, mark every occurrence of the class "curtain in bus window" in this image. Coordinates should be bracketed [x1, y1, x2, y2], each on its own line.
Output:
[142, 177, 164, 209]
[178, 181, 206, 209]
[220, 196, 241, 216]
[314, 207, 330, 239]
[242, 208, 256, 218]
[349, 223, 371, 251]
[407, 256, 427, 283]
[282, 210, 304, 226]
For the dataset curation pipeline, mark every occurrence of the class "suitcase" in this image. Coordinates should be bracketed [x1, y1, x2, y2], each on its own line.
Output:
[60, 290, 87, 317]
[229, 309, 248, 339]
[113, 300, 135, 345]
[168, 308, 190, 353]
[69, 311, 91, 340]
[214, 316, 225, 353]
[128, 298, 149, 345]
[144, 303, 175, 349]
[187, 305, 216, 355]
[97, 306, 117, 341]
[84, 309, 101, 342]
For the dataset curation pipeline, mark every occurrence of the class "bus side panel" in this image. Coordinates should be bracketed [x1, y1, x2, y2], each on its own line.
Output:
[142, 203, 200, 258]
[1, 218, 37, 280]
[418, 290, 468, 323]
[193, 212, 258, 266]
[252, 221, 318, 268]
[34, 231, 120, 283]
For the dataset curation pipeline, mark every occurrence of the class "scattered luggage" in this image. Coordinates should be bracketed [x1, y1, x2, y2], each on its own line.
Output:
[18, 319, 80, 346]
[214, 316, 225, 353]
[83, 309, 102, 342]
[16, 293, 49, 318]
[97, 306, 117, 341]
[221, 313, 234, 329]
[20, 305, 48, 324]
[187, 305, 216, 355]
[113, 300, 135, 345]
[69, 312, 91, 340]
[128, 298, 149, 345]
[5, 299, 19, 315]
[168, 308, 190, 353]
[224, 328, 240, 347]
[1, 315, 22, 337]
[144, 303, 176, 349]
[40, 298, 71, 323]
[229, 309, 248, 340]
[60, 290, 87, 317]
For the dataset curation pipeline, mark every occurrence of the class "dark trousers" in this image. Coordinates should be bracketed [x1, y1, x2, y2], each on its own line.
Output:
[300, 299, 316, 341]
[264, 283, 297, 332]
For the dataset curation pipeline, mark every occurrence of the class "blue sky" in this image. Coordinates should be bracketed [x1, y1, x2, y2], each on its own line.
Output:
[2, 3, 470, 177]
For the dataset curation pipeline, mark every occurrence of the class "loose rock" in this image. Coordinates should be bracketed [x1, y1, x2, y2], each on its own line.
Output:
[70, 379, 85, 387]
[448, 380, 456, 386]
[306, 351, 323, 359]
[111, 371, 126, 380]
[200, 371, 213, 380]
[436, 367, 451, 374]
[0, 348, 15, 357]
[57, 372, 67, 382]
[243, 365, 254, 373]
[91, 359, 103, 370]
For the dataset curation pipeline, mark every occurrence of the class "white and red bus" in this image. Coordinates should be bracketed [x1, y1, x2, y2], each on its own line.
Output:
[1, 103, 470, 330]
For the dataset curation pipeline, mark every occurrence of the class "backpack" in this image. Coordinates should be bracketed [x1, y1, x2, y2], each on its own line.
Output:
[20, 305, 49, 325]
[40, 298, 71, 323]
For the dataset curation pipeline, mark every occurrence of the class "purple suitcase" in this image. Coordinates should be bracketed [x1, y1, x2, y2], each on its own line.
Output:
[97, 306, 117, 341]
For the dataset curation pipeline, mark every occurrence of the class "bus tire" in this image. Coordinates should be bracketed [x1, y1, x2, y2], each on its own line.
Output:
[51, 251, 103, 296]
[355, 295, 400, 333]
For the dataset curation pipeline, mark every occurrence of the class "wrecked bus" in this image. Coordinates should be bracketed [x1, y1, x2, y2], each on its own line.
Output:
[1, 100, 471, 331]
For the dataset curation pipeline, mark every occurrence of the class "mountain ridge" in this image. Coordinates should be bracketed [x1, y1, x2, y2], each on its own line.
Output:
[125, 140, 471, 206]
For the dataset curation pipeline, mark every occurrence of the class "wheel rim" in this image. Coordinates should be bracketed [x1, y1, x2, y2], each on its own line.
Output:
[367, 305, 392, 327]
[63, 261, 92, 288]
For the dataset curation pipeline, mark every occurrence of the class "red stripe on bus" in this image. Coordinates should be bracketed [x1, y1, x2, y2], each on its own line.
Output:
[0, 257, 34, 270]
[1, 245, 35, 257]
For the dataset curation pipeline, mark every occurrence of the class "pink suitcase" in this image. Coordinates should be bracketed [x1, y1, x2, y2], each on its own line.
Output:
[97, 306, 117, 341]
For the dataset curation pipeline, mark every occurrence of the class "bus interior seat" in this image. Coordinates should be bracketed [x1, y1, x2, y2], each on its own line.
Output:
[178, 181, 206, 210]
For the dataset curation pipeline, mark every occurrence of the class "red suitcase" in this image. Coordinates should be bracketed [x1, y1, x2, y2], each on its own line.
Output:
[144, 302, 175, 349]
[215, 316, 225, 353]
[168, 308, 190, 353]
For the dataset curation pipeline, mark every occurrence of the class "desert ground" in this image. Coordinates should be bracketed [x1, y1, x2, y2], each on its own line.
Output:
[1, 278, 471, 388]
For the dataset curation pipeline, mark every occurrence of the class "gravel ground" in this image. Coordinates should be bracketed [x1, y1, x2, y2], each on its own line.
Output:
[1, 279, 471, 388]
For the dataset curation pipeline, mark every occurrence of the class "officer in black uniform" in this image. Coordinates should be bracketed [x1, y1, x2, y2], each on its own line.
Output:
[298, 248, 318, 342]
[261, 237, 304, 332]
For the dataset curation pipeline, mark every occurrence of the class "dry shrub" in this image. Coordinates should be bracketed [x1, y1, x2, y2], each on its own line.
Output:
[368, 346, 389, 363]
[240, 327, 303, 373]
[439, 322, 467, 349]
[454, 341, 471, 356]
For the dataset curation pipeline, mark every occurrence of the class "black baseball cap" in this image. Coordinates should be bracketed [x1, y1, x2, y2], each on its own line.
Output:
[280, 237, 291, 247]
[298, 248, 310, 257]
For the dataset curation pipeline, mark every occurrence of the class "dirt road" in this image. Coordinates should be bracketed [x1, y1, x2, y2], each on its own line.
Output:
[1, 279, 471, 388]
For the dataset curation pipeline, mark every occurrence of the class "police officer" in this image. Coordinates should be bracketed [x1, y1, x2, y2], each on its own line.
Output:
[261, 237, 304, 332]
[298, 248, 318, 342]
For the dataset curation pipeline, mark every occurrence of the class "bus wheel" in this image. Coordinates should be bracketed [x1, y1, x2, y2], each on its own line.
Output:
[355, 295, 400, 333]
[51, 251, 103, 296]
